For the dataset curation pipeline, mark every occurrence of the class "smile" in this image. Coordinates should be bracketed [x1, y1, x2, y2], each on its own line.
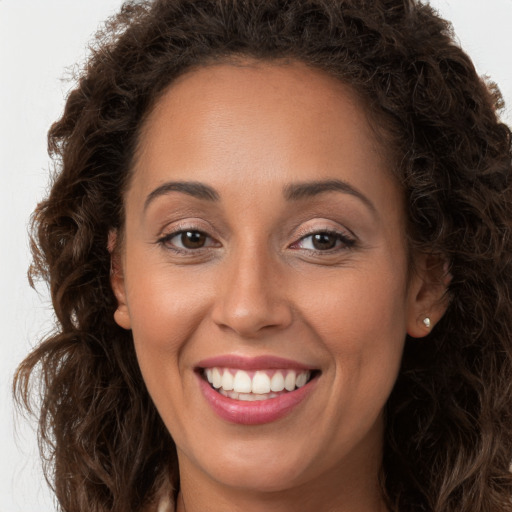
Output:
[204, 368, 312, 401]
[196, 357, 320, 425]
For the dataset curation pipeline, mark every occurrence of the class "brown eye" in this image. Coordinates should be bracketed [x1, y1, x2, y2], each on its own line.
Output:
[291, 229, 355, 252]
[311, 233, 337, 250]
[159, 229, 218, 251]
[180, 231, 207, 249]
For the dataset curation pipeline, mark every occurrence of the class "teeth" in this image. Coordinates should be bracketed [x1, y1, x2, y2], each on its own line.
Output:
[284, 370, 296, 391]
[296, 372, 308, 388]
[221, 370, 234, 391]
[251, 371, 271, 394]
[212, 368, 222, 389]
[240, 392, 268, 401]
[233, 370, 252, 393]
[204, 367, 312, 396]
[219, 389, 282, 401]
[270, 372, 285, 392]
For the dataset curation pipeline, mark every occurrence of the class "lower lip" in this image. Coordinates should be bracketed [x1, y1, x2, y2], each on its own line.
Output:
[197, 373, 317, 425]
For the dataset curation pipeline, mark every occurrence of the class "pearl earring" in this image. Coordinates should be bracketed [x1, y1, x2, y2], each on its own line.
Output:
[423, 317, 431, 329]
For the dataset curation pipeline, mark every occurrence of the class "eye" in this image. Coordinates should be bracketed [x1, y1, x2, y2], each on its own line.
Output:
[158, 229, 219, 251]
[291, 230, 355, 252]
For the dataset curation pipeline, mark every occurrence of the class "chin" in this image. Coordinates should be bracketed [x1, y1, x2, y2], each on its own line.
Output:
[207, 458, 311, 494]
[178, 435, 320, 494]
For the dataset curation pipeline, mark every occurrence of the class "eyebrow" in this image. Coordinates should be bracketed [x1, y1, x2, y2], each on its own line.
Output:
[143, 178, 376, 215]
[283, 179, 376, 214]
[144, 181, 220, 212]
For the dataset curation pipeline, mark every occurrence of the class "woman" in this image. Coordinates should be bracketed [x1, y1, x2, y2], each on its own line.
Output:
[14, 0, 512, 511]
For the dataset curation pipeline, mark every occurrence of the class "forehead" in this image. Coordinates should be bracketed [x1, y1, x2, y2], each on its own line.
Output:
[128, 60, 400, 215]
[137, 61, 379, 161]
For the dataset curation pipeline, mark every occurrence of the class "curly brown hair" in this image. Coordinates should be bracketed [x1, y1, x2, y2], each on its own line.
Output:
[14, 0, 512, 511]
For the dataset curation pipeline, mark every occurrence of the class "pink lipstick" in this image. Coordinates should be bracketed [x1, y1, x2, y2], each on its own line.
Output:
[196, 355, 319, 425]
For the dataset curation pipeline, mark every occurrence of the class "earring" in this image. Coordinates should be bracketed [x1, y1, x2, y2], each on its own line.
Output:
[423, 317, 431, 329]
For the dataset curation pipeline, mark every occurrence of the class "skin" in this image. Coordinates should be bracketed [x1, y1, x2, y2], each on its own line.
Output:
[110, 61, 448, 512]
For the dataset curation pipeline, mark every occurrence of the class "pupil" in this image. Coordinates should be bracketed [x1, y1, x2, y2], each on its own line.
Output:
[182, 231, 206, 249]
[313, 233, 336, 250]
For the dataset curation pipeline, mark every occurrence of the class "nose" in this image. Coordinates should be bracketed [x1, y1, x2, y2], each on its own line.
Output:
[211, 245, 293, 338]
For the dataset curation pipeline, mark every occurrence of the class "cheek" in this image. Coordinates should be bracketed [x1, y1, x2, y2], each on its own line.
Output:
[124, 262, 214, 376]
[297, 263, 408, 391]
[126, 260, 208, 330]
[302, 264, 407, 337]
[123, 265, 215, 434]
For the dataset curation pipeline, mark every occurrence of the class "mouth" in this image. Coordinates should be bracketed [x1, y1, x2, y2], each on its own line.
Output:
[200, 367, 318, 402]
[195, 355, 321, 424]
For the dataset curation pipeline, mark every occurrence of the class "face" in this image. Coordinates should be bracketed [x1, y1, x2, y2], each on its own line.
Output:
[111, 61, 436, 503]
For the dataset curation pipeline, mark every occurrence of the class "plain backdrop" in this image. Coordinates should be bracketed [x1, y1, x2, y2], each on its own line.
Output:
[1, 1, 511, 510]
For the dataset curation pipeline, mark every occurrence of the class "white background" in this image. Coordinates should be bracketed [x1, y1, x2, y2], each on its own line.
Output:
[1, 1, 511, 510]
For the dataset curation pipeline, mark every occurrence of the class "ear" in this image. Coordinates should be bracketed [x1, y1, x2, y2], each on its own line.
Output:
[406, 253, 451, 338]
[108, 230, 132, 330]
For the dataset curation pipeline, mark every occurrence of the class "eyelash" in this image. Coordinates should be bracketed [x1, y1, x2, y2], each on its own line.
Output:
[290, 229, 356, 253]
[156, 227, 356, 254]
[156, 226, 219, 254]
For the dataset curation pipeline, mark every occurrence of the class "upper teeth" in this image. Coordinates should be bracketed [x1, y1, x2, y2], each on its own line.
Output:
[204, 368, 311, 394]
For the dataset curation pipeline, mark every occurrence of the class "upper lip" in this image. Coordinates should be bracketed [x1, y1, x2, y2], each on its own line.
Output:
[195, 355, 318, 371]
